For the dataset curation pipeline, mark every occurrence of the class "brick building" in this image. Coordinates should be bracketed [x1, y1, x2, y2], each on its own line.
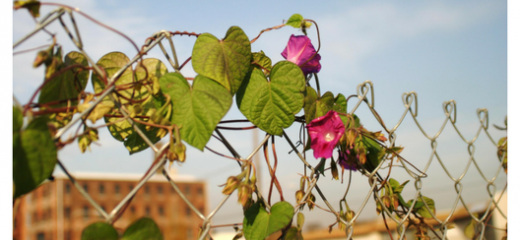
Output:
[13, 170, 207, 240]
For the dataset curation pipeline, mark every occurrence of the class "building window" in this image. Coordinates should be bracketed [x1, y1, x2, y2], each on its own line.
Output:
[83, 206, 89, 220]
[65, 207, 71, 219]
[65, 231, 71, 240]
[83, 183, 88, 193]
[185, 186, 191, 196]
[99, 184, 105, 194]
[157, 185, 163, 195]
[197, 187, 203, 196]
[115, 184, 120, 194]
[158, 206, 164, 216]
[130, 206, 136, 214]
[36, 232, 45, 240]
[129, 184, 134, 192]
[46, 208, 52, 220]
[185, 206, 191, 216]
[65, 182, 71, 194]
[145, 206, 150, 216]
[145, 185, 150, 195]
[33, 212, 37, 223]
[99, 205, 106, 218]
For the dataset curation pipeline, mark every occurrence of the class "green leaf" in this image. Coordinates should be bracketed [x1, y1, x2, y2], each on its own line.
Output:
[416, 196, 436, 218]
[252, 51, 272, 72]
[333, 93, 347, 113]
[135, 58, 169, 95]
[237, 61, 305, 136]
[13, 106, 23, 132]
[316, 158, 326, 176]
[243, 201, 294, 240]
[286, 14, 304, 28]
[388, 178, 409, 194]
[13, 117, 57, 198]
[123, 94, 167, 154]
[284, 227, 304, 240]
[192, 26, 251, 94]
[303, 88, 334, 123]
[122, 217, 163, 240]
[14, 0, 40, 18]
[81, 222, 119, 240]
[464, 220, 476, 239]
[361, 136, 384, 172]
[39, 51, 89, 106]
[160, 73, 232, 150]
[92, 52, 134, 142]
[92, 53, 165, 153]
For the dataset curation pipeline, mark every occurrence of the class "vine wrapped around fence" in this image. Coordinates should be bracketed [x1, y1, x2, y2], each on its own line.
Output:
[13, 2, 507, 240]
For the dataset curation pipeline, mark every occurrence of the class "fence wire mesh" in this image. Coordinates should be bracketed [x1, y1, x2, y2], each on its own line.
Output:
[13, 6, 507, 240]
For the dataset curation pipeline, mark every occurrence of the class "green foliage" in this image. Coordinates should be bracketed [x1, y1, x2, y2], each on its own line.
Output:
[13, 115, 57, 199]
[14, 0, 40, 18]
[122, 217, 163, 240]
[192, 26, 252, 95]
[160, 73, 232, 150]
[303, 88, 334, 123]
[38, 51, 89, 106]
[236, 61, 305, 136]
[81, 218, 163, 240]
[243, 201, 294, 240]
[81, 222, 119, 240]
[91, 52, 167, 154]
[251, 51, 272, 72]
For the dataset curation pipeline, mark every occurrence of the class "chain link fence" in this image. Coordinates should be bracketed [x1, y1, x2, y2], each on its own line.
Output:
[13, 5, 507, 240]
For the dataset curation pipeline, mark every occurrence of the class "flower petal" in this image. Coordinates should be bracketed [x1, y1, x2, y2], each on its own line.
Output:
[306, 111, 345, 159]
[281, 35, 321, 74]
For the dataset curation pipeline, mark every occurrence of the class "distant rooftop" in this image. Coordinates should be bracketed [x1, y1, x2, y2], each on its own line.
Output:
[52, 168, 201, 183]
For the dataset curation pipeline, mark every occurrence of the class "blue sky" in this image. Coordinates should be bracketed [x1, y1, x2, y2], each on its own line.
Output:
[11, 0, 514, 234]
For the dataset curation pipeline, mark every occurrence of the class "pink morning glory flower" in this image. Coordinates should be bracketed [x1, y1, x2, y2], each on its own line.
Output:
[281, 35, 321, 75]
[306, 110, 345, 159]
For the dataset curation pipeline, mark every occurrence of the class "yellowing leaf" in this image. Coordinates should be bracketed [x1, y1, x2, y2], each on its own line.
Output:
[87, 101, 114, 124]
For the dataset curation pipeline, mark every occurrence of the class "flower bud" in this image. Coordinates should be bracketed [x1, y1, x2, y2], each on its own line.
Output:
[307, 193, 316, 211]
[392, 194, 399, 210]
[382, 196, 391, 209]
[222, 176, 239, 195]
[295, 190, 305, 203]
[237, 184, 252, 207]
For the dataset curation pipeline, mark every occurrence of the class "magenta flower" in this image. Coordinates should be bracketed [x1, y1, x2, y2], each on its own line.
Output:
[281, 35, 321, 75]
[306, 110, 345, 159]
[338, 150, 358, 171]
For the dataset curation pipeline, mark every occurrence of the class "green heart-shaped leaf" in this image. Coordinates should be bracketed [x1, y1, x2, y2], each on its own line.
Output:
[236, 61, 305, 136]
[243, 201, 294, 240]
[91, 53, 167, 153]
[286, 14, 304, 28]
[160, 73, 232, 150]
[122, 217, 163, 240]
[81, 222, 119, 240]
[135, 58, 169, 95]
[303, 88, 335, 124]
[92, 52, 134, 141]
[13, 116, 57, 199]
[252, 51, 272, 72]
[333, 93, 347, 113]
[192, 26, 251, 94]
[39, 51, 89, 106]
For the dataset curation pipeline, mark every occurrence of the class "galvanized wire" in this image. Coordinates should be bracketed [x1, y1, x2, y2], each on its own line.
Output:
[13, 7, 506, 240]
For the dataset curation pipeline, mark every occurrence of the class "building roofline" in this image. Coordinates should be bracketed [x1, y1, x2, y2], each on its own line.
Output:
[52, 170, 202, 183]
